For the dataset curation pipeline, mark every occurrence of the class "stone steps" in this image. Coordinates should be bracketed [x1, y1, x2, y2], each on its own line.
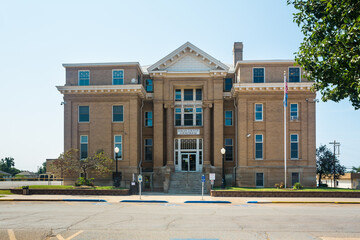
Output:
[168, 172, 206, 194]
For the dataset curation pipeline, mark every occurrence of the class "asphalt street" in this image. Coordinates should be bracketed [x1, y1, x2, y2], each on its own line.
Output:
[0, 201, 360, 240]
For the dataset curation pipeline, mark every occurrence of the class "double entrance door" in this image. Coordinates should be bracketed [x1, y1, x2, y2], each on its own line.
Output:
[181, 153, 197, 172]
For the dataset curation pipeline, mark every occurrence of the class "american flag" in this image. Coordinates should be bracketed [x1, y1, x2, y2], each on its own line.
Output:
[283, 73, 288, 107]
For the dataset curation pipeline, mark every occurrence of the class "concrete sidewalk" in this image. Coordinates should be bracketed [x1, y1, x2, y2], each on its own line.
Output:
[1, 193, 360, 204]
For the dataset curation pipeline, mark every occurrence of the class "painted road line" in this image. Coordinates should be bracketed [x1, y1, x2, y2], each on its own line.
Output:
[63, 199, 107, 202]
[57, 230, 84, 240]
[247, 201, 360, 204]
[184, 200, 231, 204]
[171, 239, 219, 240]
[120, 200, 168, 203]
[8, 229, 16, 240]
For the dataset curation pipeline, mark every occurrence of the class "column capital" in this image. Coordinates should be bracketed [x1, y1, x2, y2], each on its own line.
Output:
[202, 102, 213, 108]
[164, 103, 174, 109]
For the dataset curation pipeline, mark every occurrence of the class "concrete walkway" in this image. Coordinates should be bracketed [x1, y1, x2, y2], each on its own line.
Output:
[1, 193, 360, 204]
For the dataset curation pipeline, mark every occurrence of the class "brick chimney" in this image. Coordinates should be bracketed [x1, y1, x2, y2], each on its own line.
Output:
[233, 42, 243, 66]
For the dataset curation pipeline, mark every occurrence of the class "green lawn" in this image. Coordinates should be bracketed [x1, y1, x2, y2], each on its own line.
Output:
[0, 190, 13, 195]
[214, 187, 360, 192]
[16, 185, 126, 190]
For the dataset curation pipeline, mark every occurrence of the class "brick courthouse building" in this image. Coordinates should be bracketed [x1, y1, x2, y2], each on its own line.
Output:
[55, 42, 316, 192]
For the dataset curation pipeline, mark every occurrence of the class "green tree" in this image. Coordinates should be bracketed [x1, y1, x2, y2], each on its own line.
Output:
[37, 161, 47, 174]
[316, 144, 346, 187]
[0, 157, 20, 176]
[350, 166, 360, 173]
[52, 149, 113, 182]
[288, 0, 360, 109]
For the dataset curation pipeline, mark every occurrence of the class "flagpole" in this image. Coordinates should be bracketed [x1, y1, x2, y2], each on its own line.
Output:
[284, 71, 287, 189]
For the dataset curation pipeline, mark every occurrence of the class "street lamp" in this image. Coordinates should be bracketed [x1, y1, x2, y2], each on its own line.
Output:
[221, 147, 226, 189]
[114, 147, 120, 187]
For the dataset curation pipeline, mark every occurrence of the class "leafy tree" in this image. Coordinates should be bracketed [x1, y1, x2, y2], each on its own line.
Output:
[37, 161, 47, 174]
[0, 157, 20, 176]
[52, 149, 113, 182]
[316, 144, 346, 187]
[288, 0, 360, 109]
[350, 166, 360, 173]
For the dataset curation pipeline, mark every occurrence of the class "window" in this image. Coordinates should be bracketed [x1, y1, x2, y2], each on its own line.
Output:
[78, 70, 90, 86]
[253, 68, 265, 83]
[175, 89, 181, 101]
[292, 172, 300, 186]
[290, 103, 298, 120]
[145, 111, 153, 127]
[78, 106, 89, 122]
[224, 78, 233, 92]
[184, 108, 193, 126]
[196, 89, 202, 101]
[113, 106, 124, 122]
[112, 70, 124, 85]
[256, 173, 264, 187]
[114, 135, 122, 160]
[225, 111, 233, 126]
[174, 107, 203, 126]
[80, 135, 88, 159]
[255, 134, 263, 160]
[196, 108, 202, 126]
[145, 79, 153, 92]
[255, 104, 263, 121]
[289, 67, 300, 82]
[175, 108, 181, 126]
[184, 89, 193, 101]
[290, 134, 299, 159]
[225, 138, 233, 161]
[144, 139, 153, 162]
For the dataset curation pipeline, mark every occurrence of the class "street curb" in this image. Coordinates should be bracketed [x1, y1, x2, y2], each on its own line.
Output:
[184, 200, 231, 204]
[0, 199, 107, 202]
[120, 200, 168, 203]
[247, 201, 360, 204]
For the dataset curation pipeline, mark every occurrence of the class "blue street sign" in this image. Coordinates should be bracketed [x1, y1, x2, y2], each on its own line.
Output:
[201, 175, 205, 183]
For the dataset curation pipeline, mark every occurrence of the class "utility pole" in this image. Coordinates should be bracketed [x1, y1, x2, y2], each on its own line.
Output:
[329, 140, 340, 188]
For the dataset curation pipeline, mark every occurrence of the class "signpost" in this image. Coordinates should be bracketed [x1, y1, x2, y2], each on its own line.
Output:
[209, 173, 215, 190]
[138, 174, 143, 200]
[201, 175, 205, 200]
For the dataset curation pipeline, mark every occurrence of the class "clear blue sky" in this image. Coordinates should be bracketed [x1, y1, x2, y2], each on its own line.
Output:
[0, 0, 359, 172]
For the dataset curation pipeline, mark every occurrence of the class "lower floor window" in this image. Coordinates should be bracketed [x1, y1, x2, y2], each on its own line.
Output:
[114, 135, 122, 160]
[80, 135, 88, 159]
[145, 139, 153, 161]
[292, 172, 300, 186]
[256, 172, 264, 187]
[225, 138, 233, 161]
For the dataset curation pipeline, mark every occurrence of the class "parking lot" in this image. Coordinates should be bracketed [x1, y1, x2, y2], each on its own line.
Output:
[1, 200, 360, 240]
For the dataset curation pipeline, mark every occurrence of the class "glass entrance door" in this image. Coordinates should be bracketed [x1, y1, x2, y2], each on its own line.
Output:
[181, 153, 197, 172]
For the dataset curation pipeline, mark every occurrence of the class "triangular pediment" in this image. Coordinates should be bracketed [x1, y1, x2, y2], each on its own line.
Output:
[147, 42, 229, 72]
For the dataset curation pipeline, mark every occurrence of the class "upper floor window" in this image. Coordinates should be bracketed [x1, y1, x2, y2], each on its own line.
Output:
[113, 70, 124, 85]
[290, 103, 298, 121]
[80, 135, 88, 159]
[290, 134, 299, 159]
[253, 68, 265, 83]
[174, 88, 202, 102]
[175, 107, 202, 126]
[224, 78, 233, 92]
[78, 70, 90, 86]
[114, 135, 122, 160]
[255, 134, 263, 160]
[145, 79, 153, 92]
[225, 138, 233, 161]
[225, 111, 233, 126]
[289, 67, 300, 82]
[113, 106, 124, 122]
[145, 111, 153, 127]
[78, 106, 89, 122]
[255, 104, 263, 121]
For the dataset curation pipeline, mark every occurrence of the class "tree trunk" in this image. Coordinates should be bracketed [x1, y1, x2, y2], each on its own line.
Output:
[318, 173, 322, 187]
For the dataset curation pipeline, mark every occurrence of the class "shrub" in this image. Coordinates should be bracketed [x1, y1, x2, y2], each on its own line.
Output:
[22, 186, 29, 189]
[75, 177, 94, 187]
[279, 182, 284, 189]
[275, 183, 280, 189]
[293, 182, 303, 190]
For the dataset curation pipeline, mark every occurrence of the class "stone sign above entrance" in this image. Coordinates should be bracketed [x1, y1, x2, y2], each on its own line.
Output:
[177, 129, 200, 135]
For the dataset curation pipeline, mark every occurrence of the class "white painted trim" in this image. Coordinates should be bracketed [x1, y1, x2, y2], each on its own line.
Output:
[114, 135, 123, 160]
[254, 103, 263, 122]
[232, 82, 313, 91]
[255, 134, 263, 160]
[112, 69, 124, 85]
[290, 133, 299, 160]
[288, 66, 302, 82]
[78, 70, 90, 86]
[252, 67, 265, 83]
[290, 103, 299, 121]
[78, 105, 89, 123]
[112, 105, 124, 123]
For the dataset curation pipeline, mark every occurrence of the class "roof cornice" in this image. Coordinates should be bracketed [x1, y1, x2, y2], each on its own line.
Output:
[62, 62, 144, 74]
[234, 60, 297, 72]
